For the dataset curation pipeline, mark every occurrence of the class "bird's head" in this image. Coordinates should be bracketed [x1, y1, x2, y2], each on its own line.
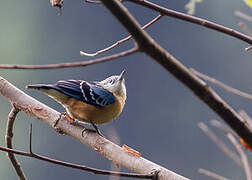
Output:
[99, 70, 126, 99]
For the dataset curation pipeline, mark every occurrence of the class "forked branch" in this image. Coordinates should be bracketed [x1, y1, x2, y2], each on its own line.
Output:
[3, 124, 157, 179]
[80, 14, 162, 57]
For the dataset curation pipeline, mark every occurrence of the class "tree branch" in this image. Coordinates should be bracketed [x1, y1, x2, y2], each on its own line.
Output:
[227, 134, 251, 180]
[127, 0, 252, 45]
[0, 77, 189, 180]
[5, 106, 26, 180]
[0, 47, 137, 70]
[80, 14, 162, 57]
[198, 168, 230, 180]
[190, 68, 252, 101]
[198, 122, 242, 167]
[100, 0, 252, 149]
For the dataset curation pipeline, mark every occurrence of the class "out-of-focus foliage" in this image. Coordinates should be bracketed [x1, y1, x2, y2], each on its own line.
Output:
[185, 0, 202, 15]
[244, 0, 252, 8]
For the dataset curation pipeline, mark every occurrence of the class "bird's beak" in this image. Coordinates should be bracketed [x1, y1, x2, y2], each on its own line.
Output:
[119, 70, 126, 81]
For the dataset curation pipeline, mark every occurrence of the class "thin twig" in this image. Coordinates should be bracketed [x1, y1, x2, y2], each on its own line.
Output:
[238, 110, 252, 131]
[5, 123, 156, 179]
[0, 47, 138, 69]
[209, 119, 233, 134]
[190, 68, 252, 101]
[84, 0, 125, 4]
[234, 11, 252, 22]
[238, 22, 252, 37]
[80, 14, 162, 57]
[5, 106, 26, 180]
[0, 145, 154, 179]
[227, 134, 251, 180]
[237, 21, 252, 51]
[198, 168, 230, 180]
[127, 0, 252, 45]
[208, 120, 252, 171]
[245, 46, 252, 51]
[198, 122, 242, 166]
[84, 0, 102, 4]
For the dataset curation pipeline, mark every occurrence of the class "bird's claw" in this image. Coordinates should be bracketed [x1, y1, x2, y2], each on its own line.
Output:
[81, 127, 104, 137]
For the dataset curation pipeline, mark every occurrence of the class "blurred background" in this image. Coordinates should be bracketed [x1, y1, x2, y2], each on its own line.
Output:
[1, 0, 252, 179]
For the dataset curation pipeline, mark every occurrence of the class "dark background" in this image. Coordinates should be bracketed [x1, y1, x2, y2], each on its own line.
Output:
[1, 0, 252, 179]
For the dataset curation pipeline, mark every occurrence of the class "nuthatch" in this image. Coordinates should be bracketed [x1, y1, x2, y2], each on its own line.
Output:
[26, 70, 126, 135]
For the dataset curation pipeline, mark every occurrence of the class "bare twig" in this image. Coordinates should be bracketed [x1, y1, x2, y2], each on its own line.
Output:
[209, 119, 233, 134]
[238, 110, 252, 130]
[234, 11, 252, 22]
[80, 14, 162, 57]
[237, 21, 252, 51]
[0, 77, 189, 180]
[0, 47, 137, 70]
[84, 0, 102, 4]
[190, 68, 252, 101]
[5, 106, 26, 180]
[25, 124, 154, 179]
[198, 168, 230, 180]
[227, 134, 251, 180]
[0, 142, 154, 179]
[238, 22, 252, 37]
[185, 0, 202, 15]
[101, 0, 252, 148]
[198, 122, 241, 166]
[127, 0, 252, 45]
[245, 46, 252, 51]
[84, 0, 125, 4]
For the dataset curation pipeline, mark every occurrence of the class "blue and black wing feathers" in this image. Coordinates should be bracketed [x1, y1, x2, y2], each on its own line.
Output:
[27, 80, 115, 107]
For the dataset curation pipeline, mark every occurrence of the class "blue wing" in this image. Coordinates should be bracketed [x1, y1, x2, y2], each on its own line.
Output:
[52, 80, 115, 107]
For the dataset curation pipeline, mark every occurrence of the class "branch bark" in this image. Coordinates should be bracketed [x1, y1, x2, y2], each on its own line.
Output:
[127, 0, 252, 45]
[5, 106, 26, 180]
[0, 47, 137, 69]
[0, 76, 189, 180]
[100, 0, 252, 147]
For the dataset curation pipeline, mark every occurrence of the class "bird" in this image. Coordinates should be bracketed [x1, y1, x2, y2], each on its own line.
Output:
[26, 70, 126, 135]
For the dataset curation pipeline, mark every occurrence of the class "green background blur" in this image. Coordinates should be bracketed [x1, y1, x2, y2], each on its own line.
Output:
[1, 0, 252, 179]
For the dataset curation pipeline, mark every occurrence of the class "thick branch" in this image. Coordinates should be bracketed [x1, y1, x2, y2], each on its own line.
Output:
[127, 0, 252, 45]
[5, 106, 26, 180]
[0, 77, 189, 180]
[100, 0, 252, 147]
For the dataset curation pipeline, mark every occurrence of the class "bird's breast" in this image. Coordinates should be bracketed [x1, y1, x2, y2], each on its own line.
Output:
[64, 95, 125, 124]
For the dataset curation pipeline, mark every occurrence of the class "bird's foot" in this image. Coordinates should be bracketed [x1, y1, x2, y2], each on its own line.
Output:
[90, 120, 104, 137]
[80, 120, 104, 137]
[81, 127, 104, 137]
